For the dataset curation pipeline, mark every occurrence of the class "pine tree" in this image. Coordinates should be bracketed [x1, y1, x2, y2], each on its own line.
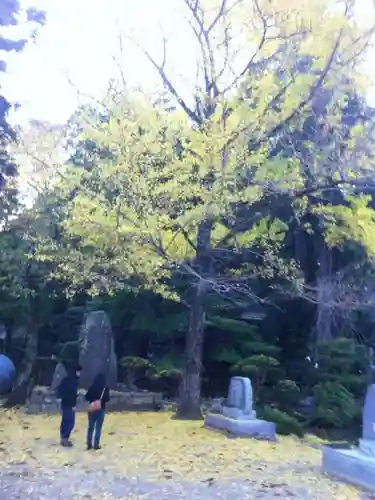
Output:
[0, 1, 45, 219]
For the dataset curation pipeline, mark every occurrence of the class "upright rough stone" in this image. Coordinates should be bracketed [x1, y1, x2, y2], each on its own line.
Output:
[50, 362, 67, 391]
[224, 376, 255, 419]
[323, 384, 375, 491]
[205, 376, 276, 440]
[108, 337, 117, 387]
[79, 310, 117, 389]
[362, 385, 375, 443]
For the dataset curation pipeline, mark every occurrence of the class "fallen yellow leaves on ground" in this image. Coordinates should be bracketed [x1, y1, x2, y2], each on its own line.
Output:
[0, 409, 361, 498]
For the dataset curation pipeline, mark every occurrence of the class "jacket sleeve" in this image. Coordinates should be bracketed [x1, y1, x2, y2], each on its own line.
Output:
[103, 387, 110, 403]
[85, 387, 93, 402]
[57, 377, 66, 399]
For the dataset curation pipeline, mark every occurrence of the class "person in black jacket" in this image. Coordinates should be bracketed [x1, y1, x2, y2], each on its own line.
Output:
[85, 372, 110, 450]
[57, 364, 81, 447]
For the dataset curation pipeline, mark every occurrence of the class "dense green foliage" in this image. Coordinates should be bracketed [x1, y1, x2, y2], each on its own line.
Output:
[1, 0, 375, 427]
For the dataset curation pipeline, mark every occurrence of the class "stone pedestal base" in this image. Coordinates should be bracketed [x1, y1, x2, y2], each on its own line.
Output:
[27, 386, 163, 414]
[323, 445, 375, 491]
[205, 413, 276, 441]
[359, 438, 375, 457]
[222, 406, 257, 420]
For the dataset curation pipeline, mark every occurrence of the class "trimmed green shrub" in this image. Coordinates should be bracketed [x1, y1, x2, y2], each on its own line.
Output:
[275, 379, 301, 409]
[120, 356, 155, 386]
[313, 381, 358, 428]
[232, 354, 280, 393]
[260, 405, 304, 436]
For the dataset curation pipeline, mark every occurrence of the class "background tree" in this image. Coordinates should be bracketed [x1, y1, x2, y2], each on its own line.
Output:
[12, 119, 67, 203]
[0, 212, 55, 404]
[0, 0, 46, 220]
[0, 1, 46, 402]
[35, 0, 375, 419]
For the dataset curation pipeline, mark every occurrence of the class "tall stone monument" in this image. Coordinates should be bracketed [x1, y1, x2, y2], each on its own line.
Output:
[323, 384, 375, 491]
[78, 310, 117, 389]
[205, 376, 276, 440]
[50, 362, 67, 392]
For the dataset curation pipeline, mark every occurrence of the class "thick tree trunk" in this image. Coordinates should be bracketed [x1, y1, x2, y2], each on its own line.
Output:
[314, 246, 333, 343]
[176, 284, 206, 419]
[176, 215, 213, 419]
[315, 277, 334, 343]
[6, 325, 39, 406]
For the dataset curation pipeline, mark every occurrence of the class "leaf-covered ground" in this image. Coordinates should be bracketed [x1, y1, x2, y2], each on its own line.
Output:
[0, 410, 373, 499]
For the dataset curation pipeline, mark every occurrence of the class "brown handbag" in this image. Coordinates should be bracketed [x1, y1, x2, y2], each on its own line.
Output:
[88, 388, 105, 413]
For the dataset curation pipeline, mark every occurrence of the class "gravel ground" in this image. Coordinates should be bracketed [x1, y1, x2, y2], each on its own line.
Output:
[1, 461, 375, 499]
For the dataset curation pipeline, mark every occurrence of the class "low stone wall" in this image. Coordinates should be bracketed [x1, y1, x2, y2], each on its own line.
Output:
[27, 386, 163, 414]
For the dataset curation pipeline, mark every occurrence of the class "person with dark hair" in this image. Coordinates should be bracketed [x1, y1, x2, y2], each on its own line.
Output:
[85, 372, 110, 450]
[57, 364, 81, 447]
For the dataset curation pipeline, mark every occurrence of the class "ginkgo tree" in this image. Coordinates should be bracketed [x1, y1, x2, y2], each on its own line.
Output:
[39, 0, 375, 418]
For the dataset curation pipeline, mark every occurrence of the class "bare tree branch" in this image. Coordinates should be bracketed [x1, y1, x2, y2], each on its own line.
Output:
[184, 0, 221, 98]
[223, 0, 269, 93]
[224, 28, 344, 152]
[112, 32, 128, 89]
[134, 34, 202, 125]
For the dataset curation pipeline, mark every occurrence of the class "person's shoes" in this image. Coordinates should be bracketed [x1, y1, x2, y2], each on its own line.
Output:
[60, 438, 73, 447]
[94, 444, 101, 450]
[86, 443, 92, 450]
